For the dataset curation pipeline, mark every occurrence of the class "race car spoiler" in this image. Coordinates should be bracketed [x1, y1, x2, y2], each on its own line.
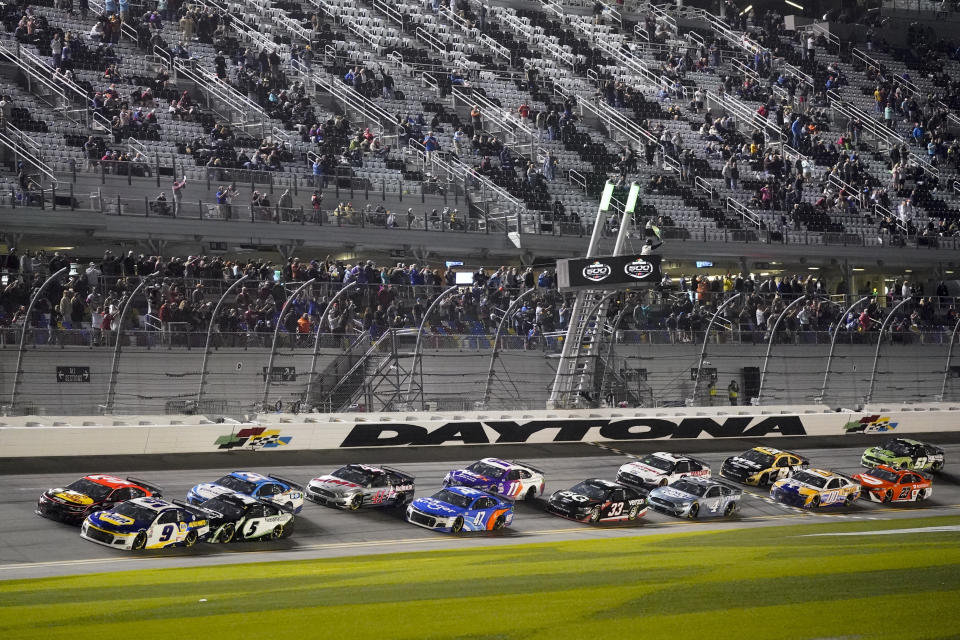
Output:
[126, 477, 164, 496]
[682, 456, 711, 469]
[171, 499, 211, 517]
[712, 477, 745, 493]
[380, 465, 415, 481]
[268, 474, 304, 490]
[510, 460, 545, 475]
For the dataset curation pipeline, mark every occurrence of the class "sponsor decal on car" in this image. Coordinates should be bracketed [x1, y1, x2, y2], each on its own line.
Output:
[215, 427, 293, 450]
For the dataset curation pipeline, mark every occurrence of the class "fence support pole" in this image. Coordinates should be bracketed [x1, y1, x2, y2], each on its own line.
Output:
[196, 274, 251, 407]
[939, 317, 960, 401]
[405, 285, 460, 410]
[104, 272, 161, 413]
[865, 297, 913, 406]
[305, 282, 357, 404]
[690, 293, 741, 406]
[819, 296, 870, 404]
[756, 295, 809, 406]
[261, 278, 317, 409]
[482, 287, 537, 408]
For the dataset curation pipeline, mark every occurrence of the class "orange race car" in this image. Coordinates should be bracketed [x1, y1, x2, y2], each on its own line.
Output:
[852, 465, 932, 504]
[37, 474, 163, 524]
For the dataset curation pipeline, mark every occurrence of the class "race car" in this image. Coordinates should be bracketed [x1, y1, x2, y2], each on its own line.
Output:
[189, 494, 295, 542]
[861, 438, 945, 473]
[186, 471, 304, 513]
[852, 465, 933, 503]
[307, 464, 415, 510]
[36, 475, 162, 525]
[442, 458, 545, 501]
[720, 446, 809, 486]
[80, 497, 210, 550]
[770, 469, 861, 509]
[616, 452, 710, 490]
[546, 478, 647, 524]
[647, 476, 742, 519]
[406, 486, 513, 533]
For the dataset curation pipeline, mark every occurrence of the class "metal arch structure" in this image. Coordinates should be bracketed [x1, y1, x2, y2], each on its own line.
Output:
[482, 287, 537, 408]
[565, 290, 620, 409]
[689, 293, 742, 406]
[104, 271, 162, 413]
[304, 281, 358, 402]
[8, 266, 68, 410]
[939, 316, 960, 402]
[865, 297, 914, 406]
[818, 295, 871, 404]
[196, 273, 251, 406]
[405, 284, 460, 411]
[756, 294, 815, 406]
[261, 278, 318, 407]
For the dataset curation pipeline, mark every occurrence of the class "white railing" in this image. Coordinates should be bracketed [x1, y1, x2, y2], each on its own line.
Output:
[479, 33, 511, 62]
[828, 173, 864, 208]
[373, 0, 404, 28]
[726, 197, 762, 228]
[0, 128, 57, 186]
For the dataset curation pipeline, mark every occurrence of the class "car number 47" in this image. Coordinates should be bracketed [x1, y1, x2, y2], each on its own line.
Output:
[473, 513, 485, 527]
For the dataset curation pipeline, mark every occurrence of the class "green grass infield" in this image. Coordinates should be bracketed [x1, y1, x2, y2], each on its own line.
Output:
[3, 515, 960, 639]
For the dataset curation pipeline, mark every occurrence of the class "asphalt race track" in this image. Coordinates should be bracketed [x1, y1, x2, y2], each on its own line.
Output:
[2, 439, 959, 580]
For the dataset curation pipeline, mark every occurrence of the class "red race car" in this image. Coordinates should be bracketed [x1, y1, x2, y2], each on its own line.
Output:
[36, 474, 163, 524]
[853, 465, 932, 504]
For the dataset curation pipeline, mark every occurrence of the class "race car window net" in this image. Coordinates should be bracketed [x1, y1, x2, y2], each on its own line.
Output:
[637, 455, 674, 472]
[215, 475, 257, 494]
[865, 468, 900, 482]
[431, 489, 473, 509]
[739, 450, 775, 468]
[792, 471, 828, 488]
[466, 461, 506, 478]
[670, 479, 707, 497]
[333, 467, 372, 484]
[884, 441, 913, 457]
[65, 478, 112, 501]
[568, 481, 609, 500]
[113, 502, 159, 522]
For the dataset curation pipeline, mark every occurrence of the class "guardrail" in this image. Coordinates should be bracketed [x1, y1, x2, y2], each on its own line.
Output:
[851, 47, 922, 98]
[172, 58, 269, 135]
[373, 0, 404, 28]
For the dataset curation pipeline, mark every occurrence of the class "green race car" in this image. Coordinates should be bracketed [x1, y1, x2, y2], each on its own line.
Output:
[861, 438, 945, 472]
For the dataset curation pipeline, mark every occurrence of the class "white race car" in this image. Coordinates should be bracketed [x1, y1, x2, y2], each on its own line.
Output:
[81, 497, 210, 550]
[616, 452, 710, 490]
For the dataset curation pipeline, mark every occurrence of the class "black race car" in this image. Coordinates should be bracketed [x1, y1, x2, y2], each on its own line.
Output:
[181, 494, 295, 543]
[36, 474, 163, 524]
[546, 478, 647, 524]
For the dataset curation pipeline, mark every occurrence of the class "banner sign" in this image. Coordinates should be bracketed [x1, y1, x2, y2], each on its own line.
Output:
[556, 254, 662, 291]
[56, 366, 90, 383]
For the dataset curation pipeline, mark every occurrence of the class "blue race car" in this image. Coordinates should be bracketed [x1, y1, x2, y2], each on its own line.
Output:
[186, 471, 304, 513]
[406, 486, 514, 533]
[442, 458, 545, 501]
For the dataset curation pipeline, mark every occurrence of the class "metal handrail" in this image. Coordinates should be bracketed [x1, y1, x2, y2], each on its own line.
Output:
[0, 128, 58, 186]
[726, 197, 762, 229]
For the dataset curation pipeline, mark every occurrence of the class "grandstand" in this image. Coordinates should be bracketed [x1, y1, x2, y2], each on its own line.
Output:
[1, 0, 960, 416]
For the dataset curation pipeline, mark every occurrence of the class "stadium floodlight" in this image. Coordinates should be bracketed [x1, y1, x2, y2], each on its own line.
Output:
[624, 182, 641, 214]
[599, 181, 616, 212]
[740, 4, 752, 15]
[784, 0, 803, 10]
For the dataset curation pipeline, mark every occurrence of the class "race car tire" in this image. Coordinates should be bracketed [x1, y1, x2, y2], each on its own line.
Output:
[132, 532, 147, 550]
[724, 502, 736, 517]
[282, 520, 295, 538]
[844, 493, 856, 507]
[588, 506, 601, 524]
[217, 523, 236, 543]
[916, 489, 927, 502]
[184, 530, 198, 547]
[759, 474, 769, 487]
[348, 494, 363, 511]
[659, 478, 668, 487]
[687, 503, 700, 519]
[627, 504, 640, 521]
[451, 517, 464, 534]
[492, 514, 506, 530]
[525, 487, 538, 501]
[270, 524, 284, 540]
[809, 495, 821, 508]
[883, 490, 893, 503]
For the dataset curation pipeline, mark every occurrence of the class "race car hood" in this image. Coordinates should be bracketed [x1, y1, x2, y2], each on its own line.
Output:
[410, 498, 461, 517]
[86, 509, 147, 534]
[547, 492, 599, 510]
[309, 475, 363, 496]
[853, 473, 891, 488]
[648, 486, 697, 504]
[445, 469, 499, 489]
[724, 456, 763, 471]
[189, 482, 238, 502]
[619, 461, 667, 480]
[773, 479, 815, 495]
[45, 489, 95, 506]
[863, 447, 896, 460]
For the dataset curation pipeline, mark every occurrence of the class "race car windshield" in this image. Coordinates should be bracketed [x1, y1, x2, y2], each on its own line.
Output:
[740, 449, 775, 467]
[884, 441, 913, 457]
[201, 497, 245, 520]
[793, 471, 828, 488]
[214, 475, 257, 494]
[864, 468, 900, 483]
[112, 502, 160, 522]
[332, 466, 372, 484]
[637, 454, 674, 472]
[670, 480, 706, 497]
[568, 481, 609, 500]
[65, 478, 112, 501]
[466, 461, 506, 478]
[431, 489, 474, 509]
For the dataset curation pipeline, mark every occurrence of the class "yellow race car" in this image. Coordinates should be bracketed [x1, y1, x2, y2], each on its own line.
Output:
[719, 447, 810, 487]
[770, 469, 861, 509]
